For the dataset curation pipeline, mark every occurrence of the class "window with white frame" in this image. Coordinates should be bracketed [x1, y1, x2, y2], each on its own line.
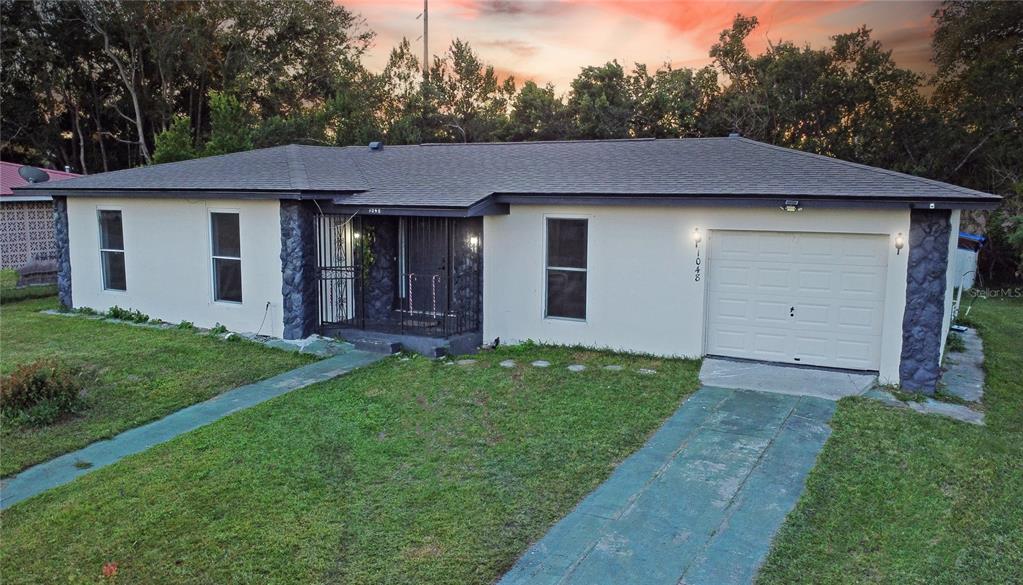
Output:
[545, 218, 587, 319]
[98, 210, 126, 291]
[210, 212, 242, 303]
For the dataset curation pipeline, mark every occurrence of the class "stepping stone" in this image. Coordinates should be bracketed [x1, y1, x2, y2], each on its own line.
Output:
[603, 365, 623, 371]
[637, 368, 657, 375]
[567, 364, 586, 372]
[531, 360, 551, 368]
[499, 359, 516, 368]
[456, 359, 477, 366]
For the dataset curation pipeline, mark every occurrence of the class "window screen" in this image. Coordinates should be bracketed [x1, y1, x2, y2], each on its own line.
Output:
[545, 218, 587, 319]
[98, 210, 126, 291]
[211, 212, 242, 302]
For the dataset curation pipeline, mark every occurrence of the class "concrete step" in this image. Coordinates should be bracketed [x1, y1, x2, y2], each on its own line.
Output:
[348, 337, 402, 355]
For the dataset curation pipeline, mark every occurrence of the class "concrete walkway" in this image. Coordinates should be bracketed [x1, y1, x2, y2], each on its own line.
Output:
[0, 350, 381, 510]
[500, 387, 835, 585]
[942, 328, 985, 403]
[699, 357, 876, 400]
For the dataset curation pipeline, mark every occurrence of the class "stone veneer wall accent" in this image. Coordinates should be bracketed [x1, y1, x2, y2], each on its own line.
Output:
[899, 209, 952, 394]
[280, 200, 318, 339]
[53, 196, 72, 309]
[451, 217, 483, 331]
[362, 216, 399, 323]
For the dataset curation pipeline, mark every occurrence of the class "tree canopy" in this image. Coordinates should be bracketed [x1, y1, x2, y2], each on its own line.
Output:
[2, 0, 1020, 280]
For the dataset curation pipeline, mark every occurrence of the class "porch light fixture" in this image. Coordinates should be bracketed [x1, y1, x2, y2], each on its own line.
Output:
[692, 227, 702, 247]
[895, 232, 905, 255]
[468, 235, 479, 250]
[781, 199, 802, 212]
[353, 231, 361, 240]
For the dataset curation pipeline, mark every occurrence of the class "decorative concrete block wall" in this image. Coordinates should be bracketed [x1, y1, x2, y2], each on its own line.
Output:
[280, 200, 318, 339]
[900, 209, 951, 393]
[1, 200, 56, 268]
[53, 196, 72, 309]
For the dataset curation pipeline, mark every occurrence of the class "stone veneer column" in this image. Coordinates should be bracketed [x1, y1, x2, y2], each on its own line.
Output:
[279, 200, 318, 339]
[52, 196, 72, 309]
[899, 209, 952, 394]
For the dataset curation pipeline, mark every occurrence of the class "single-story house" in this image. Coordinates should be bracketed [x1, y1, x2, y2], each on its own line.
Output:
[12, 136, 1000, 393]
[1, 162, 80, 269]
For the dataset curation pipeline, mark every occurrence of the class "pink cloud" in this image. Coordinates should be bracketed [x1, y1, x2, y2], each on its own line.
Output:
[341, 0, 939, 91]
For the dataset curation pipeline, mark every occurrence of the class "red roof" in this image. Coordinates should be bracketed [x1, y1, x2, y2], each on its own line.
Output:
[1, 161, 81, 197]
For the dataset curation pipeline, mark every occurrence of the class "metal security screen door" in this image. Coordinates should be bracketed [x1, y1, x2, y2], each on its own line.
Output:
[705, 230, 888, 370]
[315, 213, 481, 337]
[315, 213, 360, 328]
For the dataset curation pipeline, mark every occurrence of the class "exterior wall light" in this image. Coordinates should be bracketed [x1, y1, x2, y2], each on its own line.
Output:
[895, 232, 905, 255]
[781, 199, 802, 212]
[468, 235, 479, 250]
[353, 232, 361, 240]
[692, 227, 702, 247]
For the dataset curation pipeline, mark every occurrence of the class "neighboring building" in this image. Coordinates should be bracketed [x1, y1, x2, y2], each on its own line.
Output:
[1, 162, 80, 269]
[953, 232, 985, 291]
[12, 137, 1000, 393]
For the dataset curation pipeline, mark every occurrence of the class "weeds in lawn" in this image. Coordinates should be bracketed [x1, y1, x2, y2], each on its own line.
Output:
[105, 306, 150, 323]
[209, 323, 228, 335]
[1, 359, 89, 427]
[946, 332, 966, 353]
[177, 320, 195, 330]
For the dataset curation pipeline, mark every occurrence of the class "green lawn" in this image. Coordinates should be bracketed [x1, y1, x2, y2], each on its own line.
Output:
[0, 344, 700, 584]
[0, 297, 315, 477]
[759, 297, 1023, 584]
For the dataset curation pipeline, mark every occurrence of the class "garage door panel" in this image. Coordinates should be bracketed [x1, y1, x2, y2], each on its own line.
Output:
[796, 269, 834, 294]
[755, 267, 790, 290]
[707, 230, 887, 371]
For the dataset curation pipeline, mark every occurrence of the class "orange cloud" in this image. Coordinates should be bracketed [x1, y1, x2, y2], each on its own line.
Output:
[341, 0, 938, 91]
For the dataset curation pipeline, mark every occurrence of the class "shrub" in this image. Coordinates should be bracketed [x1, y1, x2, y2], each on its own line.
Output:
[177, 320, 195, 330]
[209, 323, 228, 335]
[106, 305, 150, 323]
[1, 359, 86, 426]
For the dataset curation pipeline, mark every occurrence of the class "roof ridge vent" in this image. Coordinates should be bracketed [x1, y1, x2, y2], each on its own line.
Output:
[728, 132, 741, 138]
[368, 141, 384, 151]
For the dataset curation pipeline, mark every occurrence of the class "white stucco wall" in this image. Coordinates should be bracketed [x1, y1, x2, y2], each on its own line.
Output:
[940, 209, 962, 361]
[484, 204, 912, 384]
[67, 197, 285, 336]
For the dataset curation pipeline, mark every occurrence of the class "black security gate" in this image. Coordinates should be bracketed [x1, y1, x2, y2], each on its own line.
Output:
[314, 213, 481, 337]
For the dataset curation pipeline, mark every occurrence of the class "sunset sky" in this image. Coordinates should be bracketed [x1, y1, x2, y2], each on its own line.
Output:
[345, 0, 941, 90]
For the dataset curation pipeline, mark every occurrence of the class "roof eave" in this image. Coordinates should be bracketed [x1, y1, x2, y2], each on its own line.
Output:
[10, 187, 363, 201]
[492, 192, 1002, 211]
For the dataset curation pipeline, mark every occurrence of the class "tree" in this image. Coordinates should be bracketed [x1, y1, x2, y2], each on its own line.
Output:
[202, 91, 253, 157]
[379, 38, 438, 145]
[630, 64, 718, 138]
[152, 115, 197, 164]
[567, 61, 634, 139]
[932, 0, 1023, 282]
[429, 39, 514, 143]
[506, 81, 570, 141]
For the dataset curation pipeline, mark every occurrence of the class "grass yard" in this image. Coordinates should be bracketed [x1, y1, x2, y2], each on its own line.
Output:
[0, 344, 700, 584]
[0, 297, 314, 477]
[759, 297, 1023, 585]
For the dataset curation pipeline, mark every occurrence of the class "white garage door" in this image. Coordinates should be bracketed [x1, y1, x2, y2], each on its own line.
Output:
[706, 230, 888, 371]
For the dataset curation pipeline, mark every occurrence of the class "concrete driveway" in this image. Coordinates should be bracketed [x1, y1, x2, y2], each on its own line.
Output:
[500, 386, 836, 585]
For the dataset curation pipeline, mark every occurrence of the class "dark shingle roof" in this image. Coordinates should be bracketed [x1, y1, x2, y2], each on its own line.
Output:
[16, 137, 998, 207]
